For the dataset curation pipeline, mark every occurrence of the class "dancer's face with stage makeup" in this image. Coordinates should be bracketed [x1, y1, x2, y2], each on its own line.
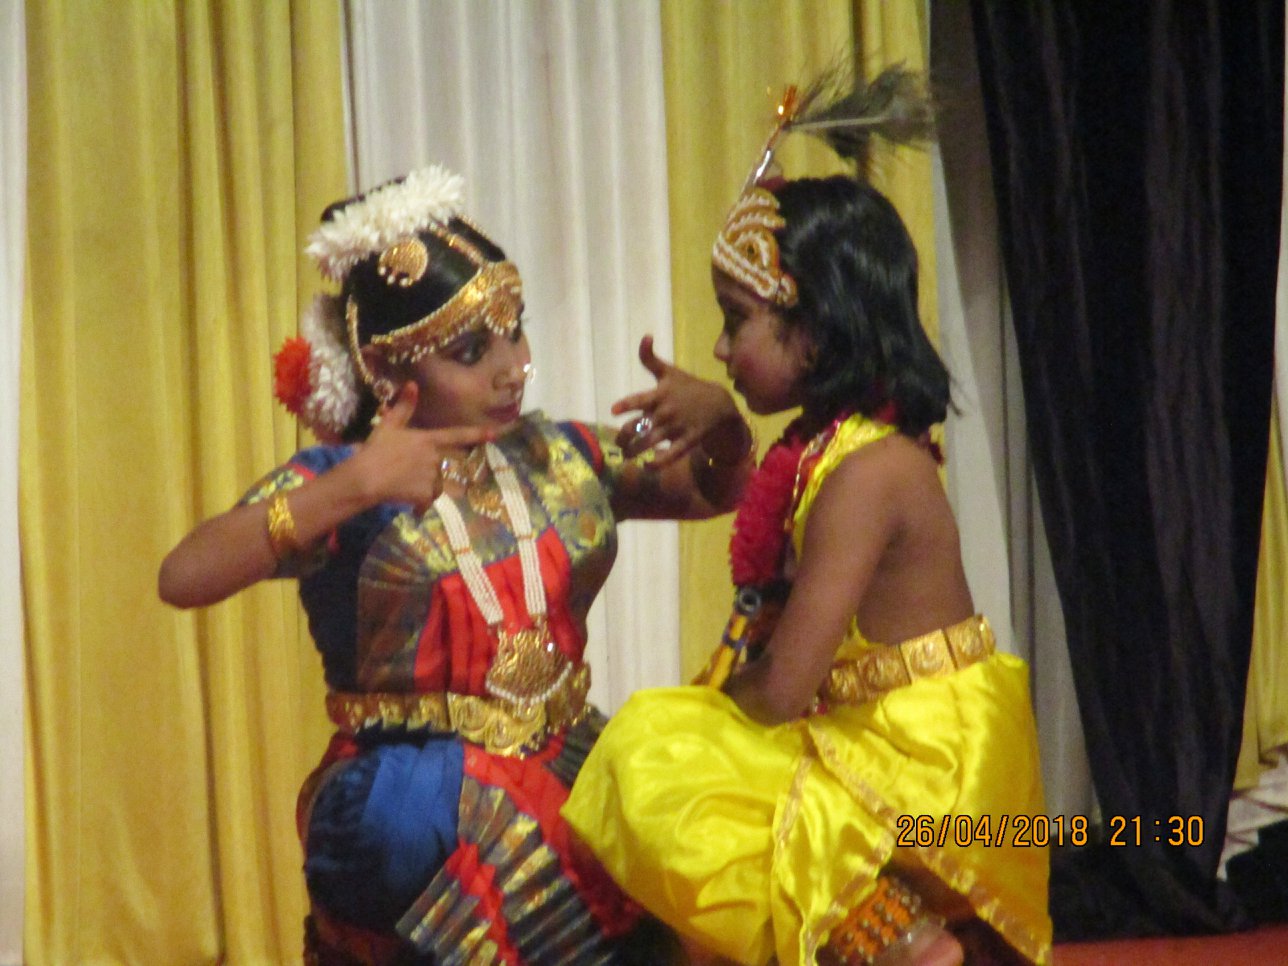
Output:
[712, 268, 812, 415]
[405, 319, 532, 432]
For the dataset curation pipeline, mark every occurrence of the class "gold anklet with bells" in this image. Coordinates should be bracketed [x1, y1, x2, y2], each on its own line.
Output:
[819, 873, 943, 966]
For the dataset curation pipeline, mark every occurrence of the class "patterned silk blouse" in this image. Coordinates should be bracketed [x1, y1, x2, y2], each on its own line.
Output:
[240, 412, 645, 965]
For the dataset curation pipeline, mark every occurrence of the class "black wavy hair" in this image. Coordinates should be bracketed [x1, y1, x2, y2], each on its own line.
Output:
[771, 176, 950, 436]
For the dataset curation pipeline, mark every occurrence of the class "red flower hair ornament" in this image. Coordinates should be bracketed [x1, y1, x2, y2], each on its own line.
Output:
[273, 337, 313, 417]
[270, 294, 359, 444]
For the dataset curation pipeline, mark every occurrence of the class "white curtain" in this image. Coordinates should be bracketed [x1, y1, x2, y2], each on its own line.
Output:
[342, 0, 679, 711]
[0, 0, 25, 961]
[931, 0, 1095, 819]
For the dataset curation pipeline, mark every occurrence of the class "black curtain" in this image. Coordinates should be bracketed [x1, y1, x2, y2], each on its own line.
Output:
[969, 0, 1284, 940]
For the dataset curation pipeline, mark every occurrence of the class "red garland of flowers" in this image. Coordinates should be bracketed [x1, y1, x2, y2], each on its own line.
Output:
[273, 337, 313, 416]
[729, 403, 938, 588]
[729, 419, 811, 587]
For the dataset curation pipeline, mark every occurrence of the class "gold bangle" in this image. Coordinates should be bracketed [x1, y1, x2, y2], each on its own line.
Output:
[699, 424, 757, 470]
[266, 492, 300, 560]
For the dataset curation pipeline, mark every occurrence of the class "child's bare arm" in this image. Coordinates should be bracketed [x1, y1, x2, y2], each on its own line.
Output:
[158, 385, 490, 609]
[723, 446, 901, 724]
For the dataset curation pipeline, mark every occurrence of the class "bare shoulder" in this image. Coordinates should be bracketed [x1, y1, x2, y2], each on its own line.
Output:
[817, 431, 944, 506]
[814, 433, 956, 554]
[798, 434, 936, 555]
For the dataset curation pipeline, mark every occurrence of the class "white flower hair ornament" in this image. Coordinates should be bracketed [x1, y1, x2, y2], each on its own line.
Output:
[305, 165, 466, 283]
[272, 164, 473, 438]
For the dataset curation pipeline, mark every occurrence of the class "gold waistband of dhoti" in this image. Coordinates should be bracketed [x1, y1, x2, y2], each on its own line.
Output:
[325, 663, 591, 758]
[819, 615, 995, 706]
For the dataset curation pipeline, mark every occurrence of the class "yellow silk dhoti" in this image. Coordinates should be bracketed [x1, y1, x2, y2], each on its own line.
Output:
[562, 645, 1051, 965]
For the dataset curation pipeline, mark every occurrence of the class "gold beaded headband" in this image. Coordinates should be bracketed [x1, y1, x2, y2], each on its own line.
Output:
[712, 186, 799, 307]
[303, 166, 524, 386]
[712, 67, 935, 307]
[345, 221, 524, 384]
[711, 87, 802, 308]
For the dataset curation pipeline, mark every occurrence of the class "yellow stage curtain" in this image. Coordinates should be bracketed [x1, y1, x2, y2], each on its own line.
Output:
[854, 2, 936, 347]
[660, 1, 934, 679]
[22, 3, 346, 963]
[1236, 402, 1288, 788]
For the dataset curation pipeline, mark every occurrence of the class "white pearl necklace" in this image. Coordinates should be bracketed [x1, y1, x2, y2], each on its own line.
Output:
[433, 442, 569, 704]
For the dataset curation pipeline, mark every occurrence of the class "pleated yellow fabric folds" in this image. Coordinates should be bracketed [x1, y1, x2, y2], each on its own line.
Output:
[22, 3, 345, 962]
[1236, 400, 1288, 788]
[565, 665, 1049, 965]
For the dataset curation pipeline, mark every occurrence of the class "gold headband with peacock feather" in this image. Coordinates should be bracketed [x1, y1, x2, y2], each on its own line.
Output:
[712, 66, 936, 307]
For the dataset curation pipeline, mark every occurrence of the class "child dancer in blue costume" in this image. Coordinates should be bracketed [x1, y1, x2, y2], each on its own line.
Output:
[159, 165, 754, 965]
[563, 71, 1053, 966]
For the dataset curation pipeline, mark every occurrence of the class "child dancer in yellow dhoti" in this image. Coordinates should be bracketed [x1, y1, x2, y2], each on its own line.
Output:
[564, 69, 1052, 966]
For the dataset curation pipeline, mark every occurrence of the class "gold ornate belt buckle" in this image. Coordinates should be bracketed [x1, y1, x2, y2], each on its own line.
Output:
[325, 661, 591, 758]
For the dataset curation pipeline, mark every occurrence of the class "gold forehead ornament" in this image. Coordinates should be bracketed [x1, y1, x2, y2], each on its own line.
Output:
[377, 238, 429, 288]
[348, 223, 523, 385]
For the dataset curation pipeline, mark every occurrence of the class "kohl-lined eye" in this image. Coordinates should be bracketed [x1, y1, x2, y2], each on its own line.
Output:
[444, 329, 491, 365]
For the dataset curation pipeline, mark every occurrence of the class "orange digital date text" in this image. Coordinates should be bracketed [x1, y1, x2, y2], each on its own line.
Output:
[894, 813, 1090, 848]
[894, 814, 1206, 848]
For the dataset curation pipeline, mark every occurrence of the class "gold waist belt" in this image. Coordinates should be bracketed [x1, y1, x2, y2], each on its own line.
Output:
[819, 615, 995, 706]
[325, 663, 590, 758]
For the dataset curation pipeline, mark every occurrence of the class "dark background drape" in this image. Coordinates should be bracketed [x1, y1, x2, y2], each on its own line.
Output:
[969, 0, 1284, 940]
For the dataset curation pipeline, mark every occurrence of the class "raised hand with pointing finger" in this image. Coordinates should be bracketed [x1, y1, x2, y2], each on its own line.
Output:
[356, 380, 494, 514]
[614, 334, 754, 470]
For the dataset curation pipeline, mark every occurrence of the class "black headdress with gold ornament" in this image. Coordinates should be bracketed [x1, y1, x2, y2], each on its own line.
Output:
[273, 165, 522, 440]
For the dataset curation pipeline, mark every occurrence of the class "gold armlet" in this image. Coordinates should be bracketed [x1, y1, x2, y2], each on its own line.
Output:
[266, 492, 301, 560]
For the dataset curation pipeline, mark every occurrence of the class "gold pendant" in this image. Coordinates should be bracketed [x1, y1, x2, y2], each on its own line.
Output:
[485, 624, 570, 705]
[466, 480, 504, 520]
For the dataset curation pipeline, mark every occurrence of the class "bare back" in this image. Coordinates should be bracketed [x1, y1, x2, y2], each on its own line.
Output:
[849, 433, 974, 644]
[728, 424, 975, 722]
